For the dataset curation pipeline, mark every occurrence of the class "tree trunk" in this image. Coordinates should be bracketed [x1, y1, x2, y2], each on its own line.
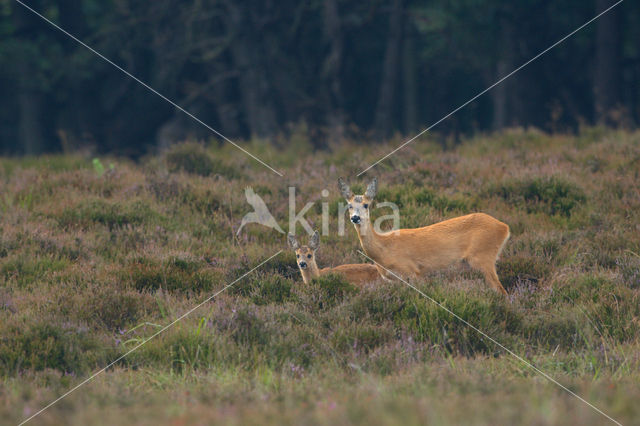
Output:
[402, 20, 417, 135]
[374, 0, 404, 139]
[211, 79, 242, 140]
[594, 0, 622, 125]
[322, 0, 345, 141]
[18, 90, 44, 155]
[491, 60, 509, 130]
[492, 10, 516, 130]
[224, 1, 277, 139]
[12, 5, 44, 154]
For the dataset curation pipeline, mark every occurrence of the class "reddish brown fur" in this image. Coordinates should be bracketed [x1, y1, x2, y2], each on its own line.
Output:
[339, 177, 510, 295]
[319, 263, 381, 286]
[288, 232, 381, 286]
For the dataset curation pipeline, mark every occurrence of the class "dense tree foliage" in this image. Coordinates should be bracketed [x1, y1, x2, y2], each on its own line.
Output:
[0, 0, 638, 155]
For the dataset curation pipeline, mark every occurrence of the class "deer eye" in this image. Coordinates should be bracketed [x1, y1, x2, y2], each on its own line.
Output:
[307, 254, 312, 259]
[348, 204, 352, 209]
[363, 203, 368, 209]
[296, 254, 299, 258]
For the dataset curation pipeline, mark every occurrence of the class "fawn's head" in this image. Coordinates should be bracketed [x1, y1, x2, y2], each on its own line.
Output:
[338, 177, 377, 225]
[287, 231, 319, 270]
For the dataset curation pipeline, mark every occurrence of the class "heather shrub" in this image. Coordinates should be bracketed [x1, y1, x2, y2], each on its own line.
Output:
[0, 320, 110, 376]
[2, 131, 640, 424]
[1, 256, 69, 288]
[331, 322, 394, 353]
[497, 254, 551, 289]
[80, 287, 157, 330]
[231, 273, 294, 305]
[121, 257, 218, 293]
[490, 176, 585, 216]
[617, 254, 640, 289]
[391, 288, 519, 356]
[56, 199, 163, 230]
[262, 252, 299, 280]
[165, 143, 240, 178]
[312, 274, 358, 305]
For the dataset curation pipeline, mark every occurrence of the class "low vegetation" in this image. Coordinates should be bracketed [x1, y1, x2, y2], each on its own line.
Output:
[0, 128, 639, 424]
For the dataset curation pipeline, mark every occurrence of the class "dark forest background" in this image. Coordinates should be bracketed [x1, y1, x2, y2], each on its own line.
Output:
[0, 0, 638, 156]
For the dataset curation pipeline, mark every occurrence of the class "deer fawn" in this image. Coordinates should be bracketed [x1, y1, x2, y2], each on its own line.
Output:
[288, 231, 381, 286]
[338, 177, 510, 295]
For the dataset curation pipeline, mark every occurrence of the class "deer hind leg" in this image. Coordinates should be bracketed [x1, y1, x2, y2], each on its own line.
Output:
[483, 265, 508, 295]
[466, 254, 508, 295]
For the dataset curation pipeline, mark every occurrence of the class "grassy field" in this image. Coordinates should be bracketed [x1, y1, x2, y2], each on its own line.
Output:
[1, 128, 639, 425]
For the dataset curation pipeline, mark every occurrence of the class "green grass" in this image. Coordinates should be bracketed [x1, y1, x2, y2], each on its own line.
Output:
[1, 128, 639, 424]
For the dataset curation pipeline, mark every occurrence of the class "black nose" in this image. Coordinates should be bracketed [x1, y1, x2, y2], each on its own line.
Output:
[351, 215, 361, 224]
[299, 261, 307, 268]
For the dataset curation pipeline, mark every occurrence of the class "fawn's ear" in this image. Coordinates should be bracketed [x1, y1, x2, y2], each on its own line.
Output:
[338, 177, 353, 200]
[365, 177, 378, 199]
[287, 233, 299, 249]
[308, 230, 320, 250]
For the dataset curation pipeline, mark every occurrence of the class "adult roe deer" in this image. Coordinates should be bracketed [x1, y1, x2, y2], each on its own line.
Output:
[338, 177, 510, 295]
[288, 231, 381, 286]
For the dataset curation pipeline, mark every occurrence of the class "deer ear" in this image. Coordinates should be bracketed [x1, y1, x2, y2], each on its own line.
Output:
[365, 177, 378, 199]
[287, 233, 299, 249]
[338, 177, 353, 199]
[308, 230, 320, 250]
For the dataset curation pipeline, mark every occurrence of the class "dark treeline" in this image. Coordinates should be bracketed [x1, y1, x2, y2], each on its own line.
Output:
[0, 0, 638, 156]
